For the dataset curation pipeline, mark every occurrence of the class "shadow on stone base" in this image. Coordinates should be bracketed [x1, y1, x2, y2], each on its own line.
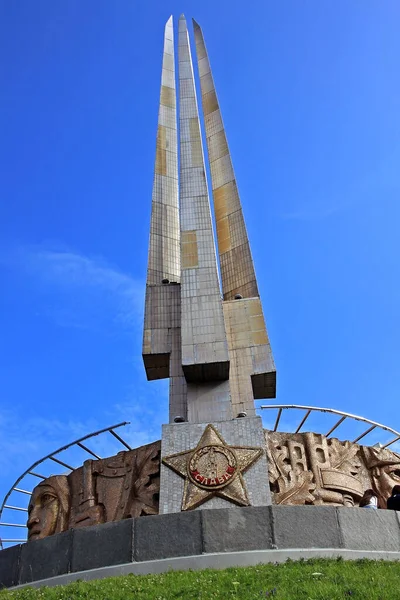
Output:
[1, 506, 400, 589]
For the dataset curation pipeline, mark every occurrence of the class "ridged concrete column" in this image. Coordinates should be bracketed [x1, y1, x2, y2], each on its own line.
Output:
[143, 17, 187, 421]
[193, 19, 276, 412]
[193, 20, 258, 301]
[178, 15, 231, 422]
[146, 16, 180, 288]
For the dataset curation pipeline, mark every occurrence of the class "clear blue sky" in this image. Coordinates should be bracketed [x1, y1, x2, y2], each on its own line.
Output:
[1, 0, 400, 505]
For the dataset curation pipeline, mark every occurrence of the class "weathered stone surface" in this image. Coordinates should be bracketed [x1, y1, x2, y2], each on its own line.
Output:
[5, 505, 400, 590]
[267, 430, 400, 509]
[135, 511, 202, 561]
[338, 508, 400, 551]
[27, 441, 161, 542]
[202, 506, 273, 553]
[0, 544, 21, 588]
[272, 506, 342, 549]
[395, 510, 400, 530]
[19, 530, 72, 584]
[71, 519, 134, 573]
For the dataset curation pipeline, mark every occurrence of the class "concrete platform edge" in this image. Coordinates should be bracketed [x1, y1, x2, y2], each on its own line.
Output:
[10, 548, 400, 591]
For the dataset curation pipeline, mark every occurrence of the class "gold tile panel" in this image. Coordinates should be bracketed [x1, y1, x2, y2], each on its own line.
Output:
[181, 230, 199, 268]
[218, 243, 259, 299]
[200, 72, 214, 95]
[223, 298, 269, 349]
[191, 139, 203, 167]
[160, 85, 176, 108]
[213, 181, 240, 219]
[250, 315, 264, 331]
[252, 330, 268, 345]
[188, 119, 203, 166]
[143, 328, 151, 354]
[181, 231, 197, 243]
[214, 187, 228, 221]
[209, 130, 229, 163]
[202, 90, 219, 116]
[189, 118, 201, 139]
[217, 216, 231, 254]
[155, 125, 167, 176]
[248, 301, 262, 316]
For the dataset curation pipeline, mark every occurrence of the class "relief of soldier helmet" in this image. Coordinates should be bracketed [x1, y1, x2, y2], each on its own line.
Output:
[362, 446, 400, 507]
[27, 475, 70, 541]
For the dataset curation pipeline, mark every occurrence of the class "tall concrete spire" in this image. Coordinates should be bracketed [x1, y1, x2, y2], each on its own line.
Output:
[146, 15, 179, 288]
[178, 15, 232, 422]
[193, 19, 276, 415]
[193, 19, 258, 301]
[144, 17, 275, 424]
[143, 17, 187, 423]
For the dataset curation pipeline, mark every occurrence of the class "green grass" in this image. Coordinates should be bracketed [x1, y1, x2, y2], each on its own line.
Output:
[2, 558, 400, 599]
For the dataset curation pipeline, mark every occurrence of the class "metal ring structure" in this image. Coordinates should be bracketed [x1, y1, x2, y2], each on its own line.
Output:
[0, 422, 131, 550]
[258, 404, 400, 446]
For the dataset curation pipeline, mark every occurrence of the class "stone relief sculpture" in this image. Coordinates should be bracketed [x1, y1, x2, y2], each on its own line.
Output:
[69, 440, 161, 529]
[361, 445, 400, 506]
[27, 440, 161, 541]
[27, 432, 400, 540]
[266, 431, 400, 508]
[27, 475, 70, 541]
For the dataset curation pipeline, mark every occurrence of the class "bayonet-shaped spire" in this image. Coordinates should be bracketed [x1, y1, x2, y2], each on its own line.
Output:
[193, 19, 276, 413]
[178, 16, 231, 419]
[143, 17, 182, 394]
[193, 19, 258, 301]
[146, 15, 179, 287]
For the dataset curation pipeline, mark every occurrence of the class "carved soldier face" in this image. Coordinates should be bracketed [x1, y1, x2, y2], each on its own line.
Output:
[359, 446, 400, 507]
[372, 464, 400, 505]
[27, 476, 70, 541]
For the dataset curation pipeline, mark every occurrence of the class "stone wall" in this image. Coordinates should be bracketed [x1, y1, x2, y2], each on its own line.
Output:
[2, 505, 400, 589]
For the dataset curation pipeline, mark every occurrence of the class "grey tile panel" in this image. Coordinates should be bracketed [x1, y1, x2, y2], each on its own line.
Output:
[19, 530, 73, 585]
[135, 511, 202, 561]
[202, 506, 274, 553]
[71, 520, 134, 573]
[272, 505, 342, 549]
[0, 544, 21, 589]
[338, 507, 400, 551]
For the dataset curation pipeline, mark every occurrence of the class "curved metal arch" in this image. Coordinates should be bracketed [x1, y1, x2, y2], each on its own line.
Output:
[258, 404, 400, 446]
[0, 421, 130, 549]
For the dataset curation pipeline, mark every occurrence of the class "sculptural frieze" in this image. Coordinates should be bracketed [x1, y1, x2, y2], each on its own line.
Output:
[27, 440, 160, 541]
[266, 430, 400, 508]
[27, 430, 400, 541]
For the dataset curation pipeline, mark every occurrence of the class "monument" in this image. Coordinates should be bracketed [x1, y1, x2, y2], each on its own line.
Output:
[1, 15, 400, 590]
[143, 15, 275, 425]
